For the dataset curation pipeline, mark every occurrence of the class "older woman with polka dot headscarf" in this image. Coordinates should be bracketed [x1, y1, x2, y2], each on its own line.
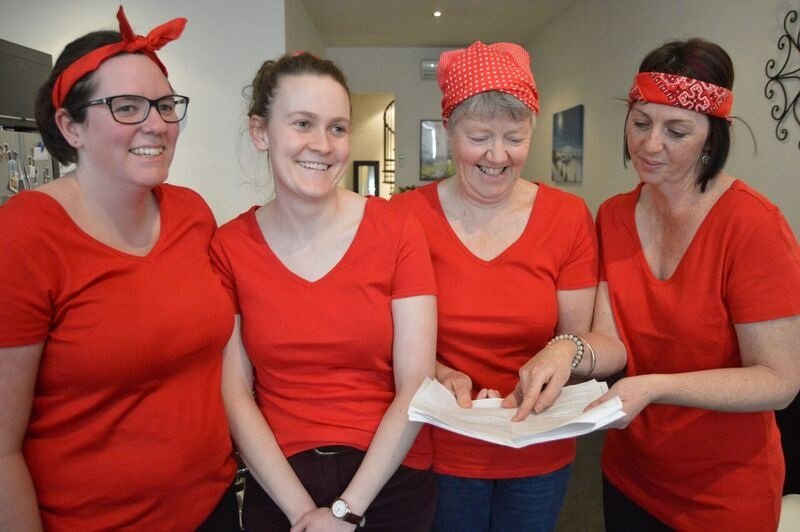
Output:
[391, 41, 626, 531]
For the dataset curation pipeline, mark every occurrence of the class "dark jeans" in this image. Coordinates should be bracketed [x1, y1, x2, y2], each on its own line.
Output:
[197, 480, 241, 532]
[242, 447, 435, 531]
[432, 465, 571, 532]
[602, 476, 673, 532]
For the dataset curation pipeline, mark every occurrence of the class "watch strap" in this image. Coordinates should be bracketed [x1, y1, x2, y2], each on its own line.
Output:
[331, 498, 366, 528]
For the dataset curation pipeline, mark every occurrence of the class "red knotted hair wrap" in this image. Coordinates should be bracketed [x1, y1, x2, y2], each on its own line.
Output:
[628, 72, 733, 119]
[437, 41, 539, 123]
[51, 6, 187, 109]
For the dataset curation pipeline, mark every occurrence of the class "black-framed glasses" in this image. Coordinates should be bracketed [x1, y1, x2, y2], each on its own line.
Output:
[78, 94, 190, 124]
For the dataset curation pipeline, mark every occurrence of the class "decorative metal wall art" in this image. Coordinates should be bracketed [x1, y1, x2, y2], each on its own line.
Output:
[764, 9, 800, 149]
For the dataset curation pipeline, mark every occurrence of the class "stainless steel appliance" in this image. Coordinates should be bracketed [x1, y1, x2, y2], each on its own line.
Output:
[0, 39, 56, 205]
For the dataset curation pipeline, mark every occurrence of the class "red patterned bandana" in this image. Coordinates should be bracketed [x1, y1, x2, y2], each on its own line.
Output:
[437, 41, 539, 123]
[628, 72, 733, 119]
[51, 6, 187, 109]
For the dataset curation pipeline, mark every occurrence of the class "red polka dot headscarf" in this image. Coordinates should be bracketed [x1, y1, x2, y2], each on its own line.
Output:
[437, 41, 539, 124]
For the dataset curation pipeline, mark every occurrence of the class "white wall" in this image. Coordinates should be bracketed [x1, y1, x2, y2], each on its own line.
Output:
[327, 47, 449, 191]
[285, 0, 326, 57]
[1, 0, 286, 223]
[526, 0, 800, 232]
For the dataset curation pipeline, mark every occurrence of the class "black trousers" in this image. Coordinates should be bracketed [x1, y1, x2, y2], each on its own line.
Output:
[602, 476, 673, 532]
[776, 393, 800, 494]
[197, 480, 241, 532]
[242, 447, 435, 531]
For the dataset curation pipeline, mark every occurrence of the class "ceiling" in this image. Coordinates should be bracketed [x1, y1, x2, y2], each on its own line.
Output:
[301, 0, 579, 48]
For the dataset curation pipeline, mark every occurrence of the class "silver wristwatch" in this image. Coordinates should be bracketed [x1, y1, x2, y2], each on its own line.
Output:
[331, 498, 366, 528]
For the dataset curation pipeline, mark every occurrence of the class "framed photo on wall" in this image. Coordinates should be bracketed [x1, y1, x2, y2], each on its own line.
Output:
[420, 119, 455, 181]
[551, 104, 584, 185]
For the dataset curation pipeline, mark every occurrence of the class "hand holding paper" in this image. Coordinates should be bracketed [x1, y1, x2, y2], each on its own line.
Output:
[408, 378, 625, 448]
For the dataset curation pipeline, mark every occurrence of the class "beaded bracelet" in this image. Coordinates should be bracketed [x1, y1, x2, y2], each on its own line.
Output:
[548, 333, 584, 372]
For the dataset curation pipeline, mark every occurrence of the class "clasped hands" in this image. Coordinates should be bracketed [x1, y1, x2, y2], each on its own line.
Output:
[290, 507, 358, 532]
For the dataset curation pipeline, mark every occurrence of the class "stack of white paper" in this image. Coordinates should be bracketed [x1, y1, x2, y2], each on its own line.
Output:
[408, 378, 625, 448]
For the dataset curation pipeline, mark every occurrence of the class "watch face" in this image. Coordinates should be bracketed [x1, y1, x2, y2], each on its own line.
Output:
[331, 499, 348, 518]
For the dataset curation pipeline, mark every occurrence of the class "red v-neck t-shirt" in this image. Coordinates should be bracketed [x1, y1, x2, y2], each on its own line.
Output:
[599, 180, 800, 530]
[0, 185, 236, 530]
[391, 182, 598, 478]
[210, 196, 436, 469]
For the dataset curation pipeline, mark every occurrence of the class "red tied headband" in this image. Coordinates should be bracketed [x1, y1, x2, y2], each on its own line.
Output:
[437, 41, 539, 123]
[51, 6, 187, 109]
[628, 72, 733, 119]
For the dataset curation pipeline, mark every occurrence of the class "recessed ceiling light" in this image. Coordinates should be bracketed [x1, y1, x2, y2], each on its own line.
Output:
[433, 10, 442, 17]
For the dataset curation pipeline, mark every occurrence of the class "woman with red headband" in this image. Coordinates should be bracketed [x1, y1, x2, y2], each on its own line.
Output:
[391, 41, 625, 531]
[588, 38, 800, 531]
[0, 7, 238, 530]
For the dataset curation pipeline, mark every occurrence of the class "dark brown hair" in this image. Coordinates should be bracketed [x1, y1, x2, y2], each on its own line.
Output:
[624, 38, 734, 192]
[34, 31, 122, 164]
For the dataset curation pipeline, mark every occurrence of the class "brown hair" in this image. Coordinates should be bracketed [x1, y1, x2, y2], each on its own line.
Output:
[34, 31, 122, 164]
[624, 38, 734, 192]
[245, 52, 350, 120]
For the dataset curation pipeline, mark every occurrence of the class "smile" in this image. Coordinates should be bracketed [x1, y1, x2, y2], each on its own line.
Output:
[130, 147, 164, 157]
[478, 165, 506, 176]
[297, 161, 332, 171]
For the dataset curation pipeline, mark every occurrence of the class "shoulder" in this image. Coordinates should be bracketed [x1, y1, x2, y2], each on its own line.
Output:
[535, 182, 590, 214]
[0, 190, 60, 215]
[158, 183, 211, 211]
[0, 191, 65, 240]
[722, 180, 783, 218]
[214, 207, 258, 242]
[388, 182, 438, 214]
[363, 197, 429, 254]
[712, 180, 798, 242]
[367, 196, 421, 232]
[533, 183, 595, 237]
[598, 186, 639, 217]
[157, 184, 219, 240]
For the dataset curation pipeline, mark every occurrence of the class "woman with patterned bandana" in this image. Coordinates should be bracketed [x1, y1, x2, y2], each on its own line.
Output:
[590, 38, 800, 531]
[392, 41, 626, 531]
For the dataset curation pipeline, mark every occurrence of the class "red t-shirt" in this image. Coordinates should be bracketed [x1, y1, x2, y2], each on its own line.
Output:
[391, 182, 598, 478]
[598, 180, 800, 530]
[210, 197, 436, 469]
[0, 185, 236, 531]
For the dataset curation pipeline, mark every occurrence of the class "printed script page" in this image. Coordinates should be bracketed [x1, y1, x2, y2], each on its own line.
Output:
[408, 378, 625, 448]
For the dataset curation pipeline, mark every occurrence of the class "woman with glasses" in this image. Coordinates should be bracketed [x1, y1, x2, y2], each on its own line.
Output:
[0, 8, 238, 531]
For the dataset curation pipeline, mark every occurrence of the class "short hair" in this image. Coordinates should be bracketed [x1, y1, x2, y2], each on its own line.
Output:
[624, 38, 734, 192]
[34, 31, 123, 165]
[448, 91, 535, 130]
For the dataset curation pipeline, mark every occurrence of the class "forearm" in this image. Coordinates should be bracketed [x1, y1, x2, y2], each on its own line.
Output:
[640, 364, 798, 412]
[224, 387, 315, 524]
[338, 391, 424, 516]
[573, 332, 626, 379]
[0, 453, 43, 532]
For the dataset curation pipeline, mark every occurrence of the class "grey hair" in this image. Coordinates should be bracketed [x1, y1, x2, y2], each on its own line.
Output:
[447, 91, 535, 129]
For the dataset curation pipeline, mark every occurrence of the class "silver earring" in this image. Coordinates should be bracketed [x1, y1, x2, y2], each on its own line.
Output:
[701, 153, 710, 165]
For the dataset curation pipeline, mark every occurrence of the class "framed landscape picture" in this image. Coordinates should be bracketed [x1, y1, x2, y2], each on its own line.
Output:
[420, 120, 455, 181]
[551, 104, 584, 185]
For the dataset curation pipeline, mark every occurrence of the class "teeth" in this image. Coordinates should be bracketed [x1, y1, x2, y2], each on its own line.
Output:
[130, 147, 164, 157]
[478, 165, 504, 176]
[298, 161, 330, 171]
